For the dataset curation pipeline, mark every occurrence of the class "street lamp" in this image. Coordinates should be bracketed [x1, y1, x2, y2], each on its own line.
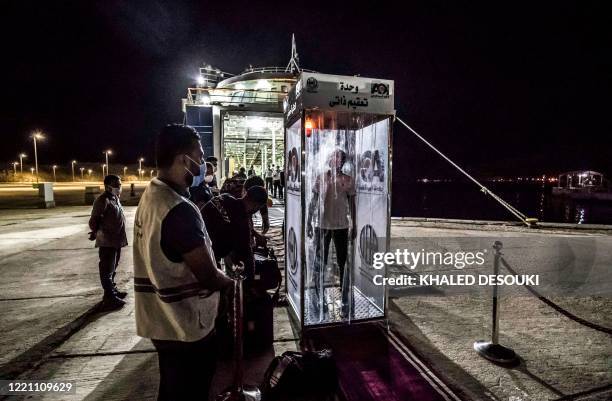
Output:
[12, 162, 18, 177]
[30, 167, 35, 179]
[71, 160, 77, 182]
[52, 165, 57, 182]
[150, 169, 154, 178]
[102, 164, 106, 179]
[19, 153, 26, 174]
[31, 131, 44, 183]
[80, 167, 84, 180]
[104, 150, 112, 174]
[87, 169, 92, 179]
[123, 166, 127, 178]
[138, 158, 144, 180]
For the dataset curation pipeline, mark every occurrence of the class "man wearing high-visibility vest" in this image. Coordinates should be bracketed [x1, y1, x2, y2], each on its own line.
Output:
[133, 124, 233, 401]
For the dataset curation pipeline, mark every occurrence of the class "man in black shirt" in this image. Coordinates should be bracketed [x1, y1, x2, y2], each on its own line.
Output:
[201, 186, 268, 280]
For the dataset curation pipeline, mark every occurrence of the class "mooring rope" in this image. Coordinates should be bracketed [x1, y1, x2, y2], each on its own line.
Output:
[395, 117, 531, 226]
[500, 256, 612, 335]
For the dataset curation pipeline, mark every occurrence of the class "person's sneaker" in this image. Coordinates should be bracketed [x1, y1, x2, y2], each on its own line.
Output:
[100, 296, 126, 311]
[113, 289, 128, 299]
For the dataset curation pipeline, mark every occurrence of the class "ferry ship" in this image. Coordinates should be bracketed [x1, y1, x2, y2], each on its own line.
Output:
[182, 35, 312, 179]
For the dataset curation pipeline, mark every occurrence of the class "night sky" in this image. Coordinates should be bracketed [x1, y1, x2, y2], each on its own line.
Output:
[3, 1, 611, 180]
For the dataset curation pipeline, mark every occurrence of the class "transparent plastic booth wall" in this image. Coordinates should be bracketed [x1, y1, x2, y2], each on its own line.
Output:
[284, 72, 394, 329]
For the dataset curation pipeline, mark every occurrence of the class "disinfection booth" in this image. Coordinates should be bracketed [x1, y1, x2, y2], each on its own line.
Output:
[283, 72, 394, 330]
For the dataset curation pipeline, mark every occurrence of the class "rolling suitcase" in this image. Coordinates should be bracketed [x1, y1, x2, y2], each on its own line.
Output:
[253, 246, 282, 304]
[243, 288, 274, 351]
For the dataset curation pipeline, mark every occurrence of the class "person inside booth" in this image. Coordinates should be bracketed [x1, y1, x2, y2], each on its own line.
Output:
[306, 147, 356, 318]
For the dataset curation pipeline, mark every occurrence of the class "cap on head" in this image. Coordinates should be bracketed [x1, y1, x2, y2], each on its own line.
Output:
[244, 175, 264, 190]
[244, 185, 268, 205]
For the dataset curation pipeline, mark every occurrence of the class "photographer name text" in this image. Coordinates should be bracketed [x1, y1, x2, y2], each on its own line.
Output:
[373, 274, 540, 286]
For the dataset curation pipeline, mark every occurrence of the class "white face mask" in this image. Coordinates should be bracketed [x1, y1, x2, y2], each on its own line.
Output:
[184, 155, 206, 187]
[204, 174, 214, 183]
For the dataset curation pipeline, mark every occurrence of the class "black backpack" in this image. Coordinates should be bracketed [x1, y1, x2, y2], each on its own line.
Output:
[261, 350, 337, 400]
[201, 194, 234, 258]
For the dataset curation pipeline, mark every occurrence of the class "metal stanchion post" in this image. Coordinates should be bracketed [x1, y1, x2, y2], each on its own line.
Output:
[216, 265, 261, 401]
[474, 241, 519, 365]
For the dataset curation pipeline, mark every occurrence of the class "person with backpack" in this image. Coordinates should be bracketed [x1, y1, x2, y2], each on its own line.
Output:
[244, 175, 271, 241]
[201, 186, 268, 280]
[88, 174, 128, 311]
[189, 162, 215, 208]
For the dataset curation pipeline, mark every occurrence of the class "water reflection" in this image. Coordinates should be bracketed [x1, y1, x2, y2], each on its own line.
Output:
[393, 182, 612, 225]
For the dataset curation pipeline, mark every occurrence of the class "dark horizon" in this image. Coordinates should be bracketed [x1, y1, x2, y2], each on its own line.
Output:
[3, 1, 611, 180]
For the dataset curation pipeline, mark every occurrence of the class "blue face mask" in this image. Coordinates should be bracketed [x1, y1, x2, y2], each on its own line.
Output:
[184, 155, 206, 187]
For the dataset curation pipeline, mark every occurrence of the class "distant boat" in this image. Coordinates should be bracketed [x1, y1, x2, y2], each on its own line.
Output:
[552, 170, 612, 200]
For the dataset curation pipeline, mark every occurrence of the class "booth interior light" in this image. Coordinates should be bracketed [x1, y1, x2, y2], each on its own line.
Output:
[305, 118, 314, 137]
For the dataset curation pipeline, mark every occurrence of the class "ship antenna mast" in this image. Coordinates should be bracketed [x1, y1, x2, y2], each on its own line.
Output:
[285, 33, 301, 73]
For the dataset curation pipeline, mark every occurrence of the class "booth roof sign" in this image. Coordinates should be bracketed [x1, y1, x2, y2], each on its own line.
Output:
[284, 72, 395, 123]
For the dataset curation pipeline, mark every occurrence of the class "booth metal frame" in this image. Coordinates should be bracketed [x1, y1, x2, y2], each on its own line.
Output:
[283, 72, 395, 334]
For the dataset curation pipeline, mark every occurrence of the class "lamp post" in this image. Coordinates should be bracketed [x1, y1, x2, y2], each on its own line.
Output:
[19, 153, 26, 174]
[87, 169, 92, 179]
[150, 169, 154, 178]
[12, 162, 18, 177]
[32, 131, 44, 183]
[102, 164, 106, 179]
[104, 150, 112, 174]
[71, 160, 76, 182]
[30, 167, 35, 179]
[80, 167, 84, 181]
[138, 158, 144, 181]
[123, 166, 127, 179]
[52, 165, 57, 182]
